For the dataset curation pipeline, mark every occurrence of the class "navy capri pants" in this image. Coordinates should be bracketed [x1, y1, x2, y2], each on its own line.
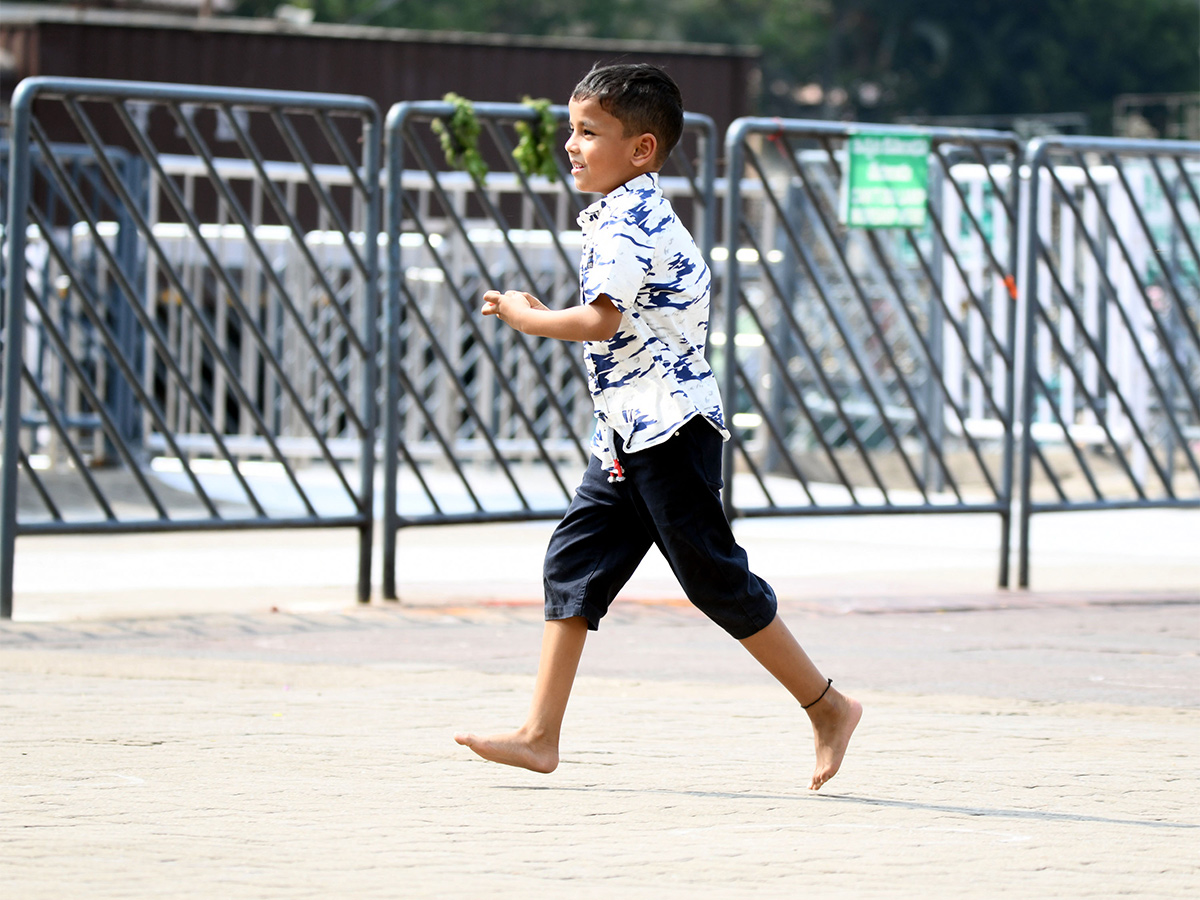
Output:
[543, 416, 778, 640]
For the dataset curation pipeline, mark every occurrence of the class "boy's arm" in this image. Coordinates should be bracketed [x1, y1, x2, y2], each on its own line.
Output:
[482, 290, 621, 342]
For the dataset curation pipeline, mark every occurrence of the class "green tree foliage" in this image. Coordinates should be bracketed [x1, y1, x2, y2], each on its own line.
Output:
[828, 0, 1200, 130]
[236, 0, 1199, 132]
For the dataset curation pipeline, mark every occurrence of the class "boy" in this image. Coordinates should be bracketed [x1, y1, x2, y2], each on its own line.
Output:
[454, 63, 861, 791]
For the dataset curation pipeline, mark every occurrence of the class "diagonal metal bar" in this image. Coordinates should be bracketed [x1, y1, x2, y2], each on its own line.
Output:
[394, 188, 583, 490]
[267, 108, 369, 278]
[162, 102, 369, 414]
[416, 131, 592, 446]
[105, 102, 364, 501]
[780, 138, 962, 500]
[401, 130, 591, 456]
[1162, 155, 1200, 299]
[26, 134, 254, 517]
[19, 366, 118, 520]
[22, 282, 173, 520]
[736, 293, 861, 502]
[1102, 152, 1200, 418]
[403, 126, 589, 369]
[762, 145, 901, 413]
[14, 445, 61, 520]
[1028, 237, 1153, 500]
[732, 221, 890, 499]
[733, 362, 819, 505]
[393, 284, 492, 512]
[751, 143, 931, 498]
[961, 140, 1018, 226]
[50, 105, 320, 516]
[1044, 159, 1193, 490]
[861, 228, 1003, 498]
[398, 288, 534, 508]
[932, 148, 1019, 287]
[727, 428, 779, 509]
[479, 116, 579, 280]
[315, 110, 372, 198]
[1025, 363, 1107, 501]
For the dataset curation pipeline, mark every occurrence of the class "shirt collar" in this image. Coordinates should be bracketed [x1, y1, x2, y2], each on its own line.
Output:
[578, 172, 661, 225]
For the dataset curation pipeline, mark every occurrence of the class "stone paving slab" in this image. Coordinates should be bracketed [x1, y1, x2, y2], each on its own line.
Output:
[3, 506, 1197, 897]
[2, 598, 1196, 706]
[2, 598, 1198, 898]
[1, 650, 1196, 899]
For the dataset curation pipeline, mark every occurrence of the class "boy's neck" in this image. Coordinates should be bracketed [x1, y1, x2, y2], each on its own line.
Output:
[603, 169, 660, 196]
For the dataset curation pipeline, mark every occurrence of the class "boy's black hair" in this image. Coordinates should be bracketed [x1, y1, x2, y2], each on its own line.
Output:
[571, 63, 684, 164]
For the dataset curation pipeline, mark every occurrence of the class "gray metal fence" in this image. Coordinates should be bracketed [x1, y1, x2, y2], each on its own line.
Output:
[1017, 135, 1200, 585]
[381, 100, 717, 599]
[0, 78, 381, 617]
[721, 119, 1021, 585]
[3, 78, 1196, 616]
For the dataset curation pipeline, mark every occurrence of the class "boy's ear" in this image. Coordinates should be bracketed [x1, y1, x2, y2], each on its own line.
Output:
[631, 132, 658, 169]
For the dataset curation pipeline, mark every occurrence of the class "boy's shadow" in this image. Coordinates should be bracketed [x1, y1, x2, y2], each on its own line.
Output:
[495, 784, 1198, 831]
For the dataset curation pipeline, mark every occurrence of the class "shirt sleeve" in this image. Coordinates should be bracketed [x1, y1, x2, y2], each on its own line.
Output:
[581, 215, 653, 313]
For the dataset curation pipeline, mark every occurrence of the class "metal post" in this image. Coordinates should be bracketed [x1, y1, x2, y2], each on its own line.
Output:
[357, 110, 382, 605]
[0, 80, 36, 619]
[925, 154, 946, 493]
[381, 102, 407, 601]
[721, 119, 749, 523]
[1016, 141, 1045, 589]
[997, 145, 1022, 589]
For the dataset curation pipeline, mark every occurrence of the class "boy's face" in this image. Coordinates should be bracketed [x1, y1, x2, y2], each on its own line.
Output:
[565, 96, 656, 196]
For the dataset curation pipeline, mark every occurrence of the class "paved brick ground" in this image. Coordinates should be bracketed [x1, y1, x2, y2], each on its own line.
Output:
[2, 596, 1197, 899]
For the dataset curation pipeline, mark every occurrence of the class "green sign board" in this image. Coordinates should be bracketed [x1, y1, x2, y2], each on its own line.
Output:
[838, 133, 931, 228]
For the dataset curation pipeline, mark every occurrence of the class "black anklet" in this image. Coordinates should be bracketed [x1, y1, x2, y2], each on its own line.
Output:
[802, 678, 832, 710]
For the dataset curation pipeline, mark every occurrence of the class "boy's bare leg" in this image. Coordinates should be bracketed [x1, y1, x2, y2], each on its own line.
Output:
[454, 616, 588, 773]
[739, 615, 863, 791]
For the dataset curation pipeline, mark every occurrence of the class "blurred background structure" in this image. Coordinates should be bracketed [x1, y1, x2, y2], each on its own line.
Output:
[3, 0, 1199, 137]
[3, 0, 1196, 137]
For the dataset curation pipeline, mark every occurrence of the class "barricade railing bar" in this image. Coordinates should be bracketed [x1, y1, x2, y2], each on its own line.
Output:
[381, 99, 717, 599]
[1017, 135, 1200, 585]
[722, 118, 1022, 585]
[0, 77, 381, 618]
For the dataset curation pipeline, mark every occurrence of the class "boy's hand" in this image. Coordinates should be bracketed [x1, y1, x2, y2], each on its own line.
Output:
[481, 290, 547, 331]
[481, 289, 618, 342]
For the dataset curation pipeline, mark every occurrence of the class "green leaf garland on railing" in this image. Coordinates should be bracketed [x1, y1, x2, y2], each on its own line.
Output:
[432, 94, 558, 183]
[513, 96, 559, 182]
[431, 92, 488, 182]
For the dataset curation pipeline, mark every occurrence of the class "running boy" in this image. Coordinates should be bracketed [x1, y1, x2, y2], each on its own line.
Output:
[454, 63, 861, 790]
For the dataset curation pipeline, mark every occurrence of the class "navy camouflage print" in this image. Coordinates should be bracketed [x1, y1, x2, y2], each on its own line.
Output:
[577, 173, 729, 480]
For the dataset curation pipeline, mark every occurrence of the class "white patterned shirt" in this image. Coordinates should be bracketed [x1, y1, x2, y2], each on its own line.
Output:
[577, 172, 728, 480]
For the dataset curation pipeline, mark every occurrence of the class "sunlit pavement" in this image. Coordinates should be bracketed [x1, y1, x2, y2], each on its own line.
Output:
[1, 509, 1197, 898]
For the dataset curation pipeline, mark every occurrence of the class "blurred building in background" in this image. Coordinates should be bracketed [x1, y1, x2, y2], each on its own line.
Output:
[0, 5, 760, 141]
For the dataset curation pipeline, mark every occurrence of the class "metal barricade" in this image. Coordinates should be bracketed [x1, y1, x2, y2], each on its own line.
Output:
[6, 81, 1193, 613]
[0, 77, 381, 617]
[381, 100, 717, 599]
[1017, 136, 1200, 585]
[722, 119, 1022, 585]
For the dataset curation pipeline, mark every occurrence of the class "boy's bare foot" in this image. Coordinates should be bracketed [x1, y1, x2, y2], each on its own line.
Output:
[806, 690, 863, 791]
[454, 729, 559, 774]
